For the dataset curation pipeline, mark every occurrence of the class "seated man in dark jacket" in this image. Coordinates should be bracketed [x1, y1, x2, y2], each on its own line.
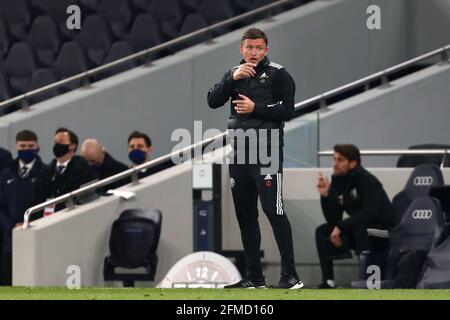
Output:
[81, 138, 128, 193]
[0, 130, 46, 285]
[33, 128, 98, 214]
[315, 144, 394, 289]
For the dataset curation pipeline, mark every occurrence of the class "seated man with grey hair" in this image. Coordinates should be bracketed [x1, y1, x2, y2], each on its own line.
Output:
[81, 139, 129, 193]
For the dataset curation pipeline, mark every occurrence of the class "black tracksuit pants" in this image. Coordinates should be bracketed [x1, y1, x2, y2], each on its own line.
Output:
[315, 223, 371, 282]
[229, 162, 297, 281]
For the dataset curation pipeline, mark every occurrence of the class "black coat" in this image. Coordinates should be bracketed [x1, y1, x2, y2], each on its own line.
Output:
[0, 148, 12, 172]
[320, 166, 394, 233]
[0, 157, 46, 252]
[33, 156, 98, 211]
[93, 152, 129, 193]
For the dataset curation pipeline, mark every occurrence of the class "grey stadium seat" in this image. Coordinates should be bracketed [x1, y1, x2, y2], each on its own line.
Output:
[126, 14, 162, 53]
[27, 68, 59, 104]
[77, 15, 113, 67]
[26, 16, 61, 67]
[98, 0, 132, 39]
[3, 43, 37, 95]
[0, 0, 32, 40]
[52, 41, 89, 92]
[101, 41, 137, 78]
[147, 0, 184, 40]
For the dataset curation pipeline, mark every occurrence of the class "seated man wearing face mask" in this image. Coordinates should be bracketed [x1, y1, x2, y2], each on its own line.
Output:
[0, 130, 46, 285]
[81, 138, 128, 193]
[33, 128, 98, 213]
[127, 131, 173, 179]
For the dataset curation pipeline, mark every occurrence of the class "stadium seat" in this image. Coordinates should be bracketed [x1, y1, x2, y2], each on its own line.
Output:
[126, 14, 162, 53]
[101, 41, 137, 78]
[46, 0, 82, 40]
[147, 0, 184, 40]
[3, 43, 37, 95]
[0, 19, 10, 63]
[80, 0, 100, 13]
[417, 235, 450, 288]
[353, 197, 447, 289]
[397, 144, 450, 168]
[30, 0, 48, 14]
[180, 0, 202, 12]
[178, 13, 209, 37]
[0, 70, 10, 102]
[129, 0, 151, 11]
[0, 0, 32, 40]
[27, 68, 59, 104]
[52, 41, 89, 92]
[77, 15, 113, 67]
[98, 0, 132, 39]
[103, 208, 162, 287]
[197, 0, 235, 25]
[391, 164, 444, 226]
[26, 16, 61, 67]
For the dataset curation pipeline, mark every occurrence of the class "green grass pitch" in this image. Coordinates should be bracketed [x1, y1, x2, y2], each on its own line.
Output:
[0, 287, 450, 300]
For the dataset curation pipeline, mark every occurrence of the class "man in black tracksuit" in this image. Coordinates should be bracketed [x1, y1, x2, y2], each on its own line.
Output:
[207, 28, 303, 289]
[316, 144, 394, 288]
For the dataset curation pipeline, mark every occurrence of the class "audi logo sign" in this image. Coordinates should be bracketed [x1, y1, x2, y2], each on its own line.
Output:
[413, 176, 434, 186]
[412, 209, 433, 220]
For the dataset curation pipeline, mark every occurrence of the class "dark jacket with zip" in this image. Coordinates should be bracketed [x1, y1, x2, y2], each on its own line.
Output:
[320, 165, 395, 233]
[207, 56, 295, 148]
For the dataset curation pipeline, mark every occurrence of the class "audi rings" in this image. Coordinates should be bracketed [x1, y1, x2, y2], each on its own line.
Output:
[412, 209, 433, 219]
[413, 176, 434, 186]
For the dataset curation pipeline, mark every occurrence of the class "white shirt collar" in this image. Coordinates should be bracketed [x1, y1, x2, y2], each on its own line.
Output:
[56, 159, 71, 168]
[19, 158, 36, 171]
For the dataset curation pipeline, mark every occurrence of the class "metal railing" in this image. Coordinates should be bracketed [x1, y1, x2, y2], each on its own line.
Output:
[0, 0, 299, 113]
[22, 131, 228, 229]
[293, 44, 450, 114]
[318, 149, 449, 169]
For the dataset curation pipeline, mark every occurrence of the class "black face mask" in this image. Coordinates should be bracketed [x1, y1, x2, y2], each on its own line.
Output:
[53, 143, 70, 158]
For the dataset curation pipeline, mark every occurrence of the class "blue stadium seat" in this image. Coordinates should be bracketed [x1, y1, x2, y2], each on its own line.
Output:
[77, 15, 113, 67]
[3, 43, 37, 95]
[52, 41, 89, 92]
[147, 0, 184, 40]
[26, 16, 61, 67]
[27, 68, 59, 104]
[126, 14, 162, 53]
[98, 0, 132, 39]
[0, 0, 32, 40]
[102, 41, 137, 78]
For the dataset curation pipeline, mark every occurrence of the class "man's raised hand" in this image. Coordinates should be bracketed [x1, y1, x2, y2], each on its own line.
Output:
[232, 63, 257, 81]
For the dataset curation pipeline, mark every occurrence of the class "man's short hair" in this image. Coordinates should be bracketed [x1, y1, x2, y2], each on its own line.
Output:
[241, 28, 268, 46]
[55, 127, 79, 148]
[128, 131, 152, 147]
[334, 144, 361, 165]
[16, 130, 38, 142]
